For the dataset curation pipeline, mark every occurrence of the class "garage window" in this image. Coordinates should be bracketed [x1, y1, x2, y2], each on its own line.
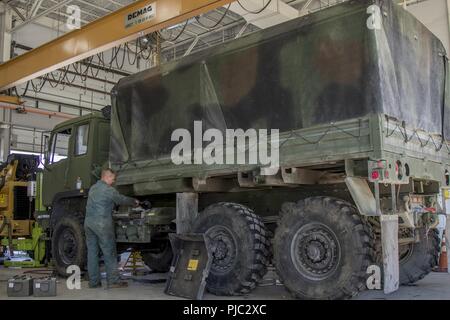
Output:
[75, 124, 89, 156]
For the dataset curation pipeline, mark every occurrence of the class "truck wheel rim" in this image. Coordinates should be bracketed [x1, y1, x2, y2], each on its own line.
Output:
[58, 228, 77, 265]
[291, 222, 341, 281]
[205, 225, 238, 274]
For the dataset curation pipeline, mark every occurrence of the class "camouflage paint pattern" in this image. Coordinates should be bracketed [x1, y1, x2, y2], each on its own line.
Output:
[105, 0, 449, 195]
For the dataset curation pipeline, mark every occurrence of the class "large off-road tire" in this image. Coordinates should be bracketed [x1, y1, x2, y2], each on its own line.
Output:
[193, 202, 270, 295]
[52, 213, 87, 277]
[369, 224, 440, 286]
[398, 228, 440, 285]
[274, 197, 374, 299]
[141, 241, 173, 272]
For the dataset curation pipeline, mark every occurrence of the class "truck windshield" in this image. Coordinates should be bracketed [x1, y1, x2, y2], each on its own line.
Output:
[50, 129, 71, 164]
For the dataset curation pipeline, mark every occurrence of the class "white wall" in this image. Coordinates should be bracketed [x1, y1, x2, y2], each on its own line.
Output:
[406, 0, 450, 54]
[11, 20, 150, 114]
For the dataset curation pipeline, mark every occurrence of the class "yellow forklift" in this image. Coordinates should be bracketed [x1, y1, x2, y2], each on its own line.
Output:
[0, 154, 46, 267]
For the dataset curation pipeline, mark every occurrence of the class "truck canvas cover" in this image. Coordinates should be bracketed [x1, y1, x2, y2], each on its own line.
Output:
[110, 0, 450, 165]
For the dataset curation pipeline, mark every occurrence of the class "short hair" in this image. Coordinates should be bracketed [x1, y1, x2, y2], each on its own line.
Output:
[101, 168, 116, 178]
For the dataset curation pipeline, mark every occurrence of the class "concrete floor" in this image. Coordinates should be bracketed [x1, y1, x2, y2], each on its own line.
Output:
[1, 265, 450, 300]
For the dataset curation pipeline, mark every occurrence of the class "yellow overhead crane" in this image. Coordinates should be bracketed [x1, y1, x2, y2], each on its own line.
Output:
[0, 0, 235, 92]
[0, 0, 234, 266]
[0, 95, 23, 105]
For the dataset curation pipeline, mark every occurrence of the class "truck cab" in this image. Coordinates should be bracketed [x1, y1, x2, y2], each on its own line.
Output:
[42, 112, 110, 207]
[40, 110, 175, 277]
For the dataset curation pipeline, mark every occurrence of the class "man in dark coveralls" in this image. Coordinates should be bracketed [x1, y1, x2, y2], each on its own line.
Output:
[84, 168, 138, 288]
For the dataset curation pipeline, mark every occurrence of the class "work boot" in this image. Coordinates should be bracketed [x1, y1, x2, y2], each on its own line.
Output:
[107, 281, 128, 289]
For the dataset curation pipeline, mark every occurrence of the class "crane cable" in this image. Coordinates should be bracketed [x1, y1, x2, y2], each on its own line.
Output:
[7, 0, 275, 97]
[237, 0, 273, 14]
[195, 3, 231, 29]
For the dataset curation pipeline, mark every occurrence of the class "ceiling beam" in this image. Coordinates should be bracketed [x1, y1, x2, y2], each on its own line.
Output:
[1, 0, 26, 21]
[12, 0, 72, 31]
[29, 0, 44, 18]
[0, 0, 235, 91]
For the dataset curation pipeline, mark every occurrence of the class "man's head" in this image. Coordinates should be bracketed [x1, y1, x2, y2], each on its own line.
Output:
[101, 168, 116, 186]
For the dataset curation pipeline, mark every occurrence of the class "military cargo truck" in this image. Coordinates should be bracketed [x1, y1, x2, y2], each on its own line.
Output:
[39, 0, 449, 299]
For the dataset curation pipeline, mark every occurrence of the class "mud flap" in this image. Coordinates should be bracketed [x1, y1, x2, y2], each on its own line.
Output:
[345, 177, 378, 216]
[165, 233, 212, 300]
[381, 214, 399, 294]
